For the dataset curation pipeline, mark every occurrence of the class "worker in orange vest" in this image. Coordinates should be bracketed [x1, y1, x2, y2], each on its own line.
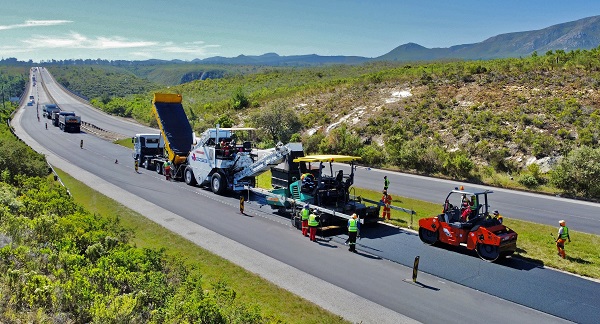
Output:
[381, 190, 392, 221]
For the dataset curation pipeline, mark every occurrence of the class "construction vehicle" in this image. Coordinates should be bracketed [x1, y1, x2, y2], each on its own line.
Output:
[262, 154, 381, 234]
[58, 111, 81, 133]
[132, 133, 164, 169]
[418, 187, 518, 262]
[133, 93, 300, 194]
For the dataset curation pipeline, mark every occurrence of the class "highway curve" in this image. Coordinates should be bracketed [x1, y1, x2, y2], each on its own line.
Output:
[13, 68, 598, 323]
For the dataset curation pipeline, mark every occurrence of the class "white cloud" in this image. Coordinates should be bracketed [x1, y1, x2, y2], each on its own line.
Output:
[0, 20, 72, 31]
[22, 32, 157, 49]
[13, 30, 221, 60]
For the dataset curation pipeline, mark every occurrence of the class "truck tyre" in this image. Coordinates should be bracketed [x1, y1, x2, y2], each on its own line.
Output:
[211, 173, 226, 195]
[156, 162, 163, 174]
[184, 167, 197, 186]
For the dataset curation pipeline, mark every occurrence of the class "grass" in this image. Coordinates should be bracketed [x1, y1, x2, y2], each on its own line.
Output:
[257, 171, 600, 280]
[53, 168, 348, 324]
[114, 137, 134, 149]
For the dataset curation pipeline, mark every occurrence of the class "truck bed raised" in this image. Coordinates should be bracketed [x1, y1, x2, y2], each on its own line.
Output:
[151, 94, 193, 162]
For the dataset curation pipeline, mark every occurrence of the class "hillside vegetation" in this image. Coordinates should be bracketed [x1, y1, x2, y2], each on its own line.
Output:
[50, 49, 600, 200]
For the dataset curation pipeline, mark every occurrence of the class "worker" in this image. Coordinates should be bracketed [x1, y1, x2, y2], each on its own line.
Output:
[347, 213, 360, 252]
[308, 212, 319, 242]
[460, 201, 470, 222]
[381, 190, 392, 221]
[223, 141, 231, 157]
[164, 160, 171, 181]
[80, 139, 83, 149]
[492, 210, 503, 224]
[45, 122, 48, 129]
[556, 220, 571, 259]
[383, 175, 390, 191]
[301, 173, 315, 191]
[469, 195, 478, 218]
[301, 204, 310, 237]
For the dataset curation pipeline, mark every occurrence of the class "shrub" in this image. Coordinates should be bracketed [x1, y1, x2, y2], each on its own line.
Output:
[518, 174, 539, 188]
[550, 146, 600, 198]
[360, 144, 386, 166]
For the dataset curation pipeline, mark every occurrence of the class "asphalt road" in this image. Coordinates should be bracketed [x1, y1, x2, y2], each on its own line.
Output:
[14, 68, 599, 323]
[335, 160, 600, 235]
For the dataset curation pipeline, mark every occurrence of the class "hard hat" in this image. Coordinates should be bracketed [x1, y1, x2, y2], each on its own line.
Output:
[559, 220, 566, 225]
[304, 204, 309, 209]
[352, 213, 358, 219]
[493, 210, 499, 215]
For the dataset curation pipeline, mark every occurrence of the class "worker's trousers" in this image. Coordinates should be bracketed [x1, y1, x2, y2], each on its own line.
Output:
[301, 220, 308, 236]
[556, 238, 566, 258]
[348, 231, 357, 252]
[382, 207, 391, 220]
[309, 226, 317, 241]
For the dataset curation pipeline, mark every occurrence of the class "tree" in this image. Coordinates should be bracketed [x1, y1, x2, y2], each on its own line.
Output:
[248, 102, 302, 144]
[551, 146, 600, 198]
[231, 87, 250, 110]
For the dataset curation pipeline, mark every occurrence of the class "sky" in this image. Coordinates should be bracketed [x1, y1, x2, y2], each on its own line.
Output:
[1, 0, 600, 62]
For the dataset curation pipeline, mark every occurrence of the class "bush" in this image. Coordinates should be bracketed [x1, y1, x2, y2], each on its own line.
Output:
[550, 146, 600, 198]
[360, 144, 386, 166]
[518, 174, 539, 188]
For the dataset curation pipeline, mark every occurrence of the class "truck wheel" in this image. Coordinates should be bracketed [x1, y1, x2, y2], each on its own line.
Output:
[184, 167, 197, 186]
[156, 162, 163, 174]
[211, 173, 225, 195]
[143, 159, 150, 170]
[419, 227, 438, 245]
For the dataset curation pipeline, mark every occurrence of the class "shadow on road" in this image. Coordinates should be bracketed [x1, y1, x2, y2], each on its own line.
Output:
[430, 244, 543, 271]
[361, 224, 417, 239]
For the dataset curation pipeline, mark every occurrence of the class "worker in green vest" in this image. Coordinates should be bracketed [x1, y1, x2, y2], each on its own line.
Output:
[301, 204, 310, 237]
[164, 160, 171, 181]
[308, 212, 319, 242]
[556, 220, 571, 259]
[347, 213, 360, 252]
[383, 176, 390, 191]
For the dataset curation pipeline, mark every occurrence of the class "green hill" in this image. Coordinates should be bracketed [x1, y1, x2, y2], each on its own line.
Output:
[49, 50, 600, 199]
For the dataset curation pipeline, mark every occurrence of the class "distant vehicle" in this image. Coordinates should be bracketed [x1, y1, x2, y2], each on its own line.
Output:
[43, 104, 60, 119]
[29, 95, 34, 100]
[27, 100, 33, 106]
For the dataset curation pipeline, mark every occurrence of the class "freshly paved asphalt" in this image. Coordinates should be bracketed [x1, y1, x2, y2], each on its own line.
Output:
[13, 68, 599, 323]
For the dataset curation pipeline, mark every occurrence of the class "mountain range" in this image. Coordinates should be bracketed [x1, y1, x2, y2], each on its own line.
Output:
[194, 15, 600, 65]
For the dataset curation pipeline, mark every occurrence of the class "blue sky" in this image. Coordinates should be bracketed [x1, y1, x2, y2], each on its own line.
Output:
[2, 0, 599, 62]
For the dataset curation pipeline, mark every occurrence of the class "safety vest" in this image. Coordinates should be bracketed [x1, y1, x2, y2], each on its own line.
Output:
[384, 178, 390, 187]
[348, 219, 358, 232]
[301, 208, 310, 220]
[308, 213, 319, 227]
[470, 196, 478, 211]
[559, 226, 569, 239]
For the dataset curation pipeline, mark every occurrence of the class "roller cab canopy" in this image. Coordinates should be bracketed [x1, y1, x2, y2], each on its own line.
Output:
[293, 155, 361, 163]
